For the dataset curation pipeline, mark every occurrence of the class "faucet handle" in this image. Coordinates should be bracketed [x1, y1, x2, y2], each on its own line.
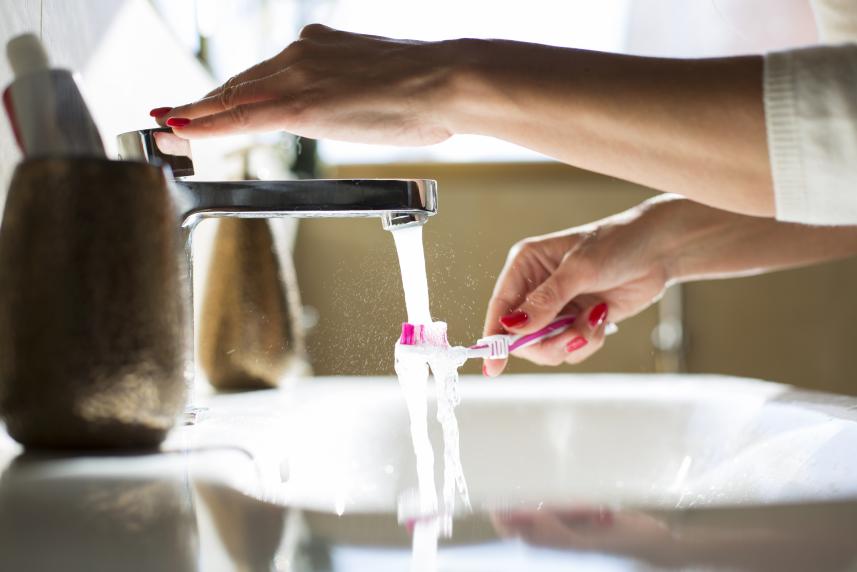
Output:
[117, 128, 194, 178]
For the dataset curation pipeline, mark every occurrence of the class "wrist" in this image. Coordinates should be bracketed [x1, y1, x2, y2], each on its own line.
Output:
[648, 195, 750, 284]
[431, 38, 501, 136]
[636, 195, 695, 285]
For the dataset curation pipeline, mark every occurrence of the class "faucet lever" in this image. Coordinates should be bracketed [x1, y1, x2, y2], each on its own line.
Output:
[117, 128, 194, 178]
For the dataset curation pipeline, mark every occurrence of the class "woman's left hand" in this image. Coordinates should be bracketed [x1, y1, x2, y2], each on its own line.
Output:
[482, 196, 681, 376]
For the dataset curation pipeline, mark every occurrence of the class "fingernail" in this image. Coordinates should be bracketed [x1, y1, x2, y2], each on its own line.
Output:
[149, 106, 173, 118]
[483, 362, 500, 378]
[588, 303, 608, 328]
[499, 311, 528, 329]
[166, 117, 191, 127]
[565, 336, 588, 353]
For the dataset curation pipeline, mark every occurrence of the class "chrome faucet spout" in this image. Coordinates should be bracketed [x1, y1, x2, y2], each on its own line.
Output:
[174, 179, 436, 230]
[117, 128, 437, 230]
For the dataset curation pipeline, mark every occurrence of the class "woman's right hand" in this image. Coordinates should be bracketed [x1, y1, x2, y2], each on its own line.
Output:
[152, 24, 465, 145]
[482, 195, 683, 377]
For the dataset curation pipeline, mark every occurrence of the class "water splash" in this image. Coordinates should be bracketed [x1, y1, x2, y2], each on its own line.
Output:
[391, 225, 471, 570]
[428, 345, 472, 522]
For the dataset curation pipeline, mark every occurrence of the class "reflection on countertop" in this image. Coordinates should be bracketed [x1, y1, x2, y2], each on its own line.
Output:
[2, 454, 856, 572]
[1, 374, 856, 571]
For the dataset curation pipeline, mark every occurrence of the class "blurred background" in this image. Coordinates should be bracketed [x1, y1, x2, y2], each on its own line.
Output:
[2, 0, 855, 394]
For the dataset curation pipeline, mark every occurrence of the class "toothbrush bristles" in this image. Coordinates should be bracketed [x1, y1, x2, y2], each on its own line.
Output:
[400, 323, 416, 345]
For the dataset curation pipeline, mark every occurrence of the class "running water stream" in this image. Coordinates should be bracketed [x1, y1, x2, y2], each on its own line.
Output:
[391, 224, 471, 571]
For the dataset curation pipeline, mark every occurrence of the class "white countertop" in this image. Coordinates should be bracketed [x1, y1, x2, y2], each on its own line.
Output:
[2, 374, 857, 571]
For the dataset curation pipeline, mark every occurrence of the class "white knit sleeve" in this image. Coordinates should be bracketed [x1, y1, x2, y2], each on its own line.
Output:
[764, 44, 857, 225]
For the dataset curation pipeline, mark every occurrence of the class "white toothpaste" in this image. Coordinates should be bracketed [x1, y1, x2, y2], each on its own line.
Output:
[2, 33, 104, 158]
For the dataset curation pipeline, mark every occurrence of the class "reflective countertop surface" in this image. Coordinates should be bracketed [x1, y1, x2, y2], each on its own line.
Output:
[1, 374, 856, 571]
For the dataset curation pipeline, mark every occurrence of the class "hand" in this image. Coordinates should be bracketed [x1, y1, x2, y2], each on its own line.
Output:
[152, 24, 461, 145]
[483, 193, 857, 377]
[483, 196, 680, 376]
[491, 506, 671, 554]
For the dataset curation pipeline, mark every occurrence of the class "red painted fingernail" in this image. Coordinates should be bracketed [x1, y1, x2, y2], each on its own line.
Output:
[588, 303, 608, 328]
[149, 106, 173, 118]
[499, 311, 528, 329]
[482, 363, 489, 377]
[565, 336, 588, 353]
[166, 117, 191, 127]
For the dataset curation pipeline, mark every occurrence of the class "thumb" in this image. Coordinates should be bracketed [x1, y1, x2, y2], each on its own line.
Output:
[501, 271, 578, 334]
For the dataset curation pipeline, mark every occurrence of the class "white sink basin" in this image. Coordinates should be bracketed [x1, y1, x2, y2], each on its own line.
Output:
[187, 374, 857, 513]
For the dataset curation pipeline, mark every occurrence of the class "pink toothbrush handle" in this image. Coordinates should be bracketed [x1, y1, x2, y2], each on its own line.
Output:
[508, 314, 577, 352]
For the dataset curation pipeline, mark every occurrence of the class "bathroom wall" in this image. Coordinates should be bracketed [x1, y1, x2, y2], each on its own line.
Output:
[0, 0, 260, 387]
[0, 0, 227, 202]
[297, 162, 857, 397]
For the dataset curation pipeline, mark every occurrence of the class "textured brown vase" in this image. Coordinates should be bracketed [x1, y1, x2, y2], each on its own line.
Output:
[0, 158, 189, 449]
[199, 218, 305, 390]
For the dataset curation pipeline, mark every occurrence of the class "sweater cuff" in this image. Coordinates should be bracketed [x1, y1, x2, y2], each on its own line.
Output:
[764, 51, 808, 223]
[765, 45, 857, 225]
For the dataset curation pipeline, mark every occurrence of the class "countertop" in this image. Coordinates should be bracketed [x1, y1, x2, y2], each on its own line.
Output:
[1, 374, 856, 571]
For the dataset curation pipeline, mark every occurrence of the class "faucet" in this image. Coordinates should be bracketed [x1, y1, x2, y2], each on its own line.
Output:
[117, 128, 437, 395]
[116, 126, 438, 412]
[116, 128, 437, 230]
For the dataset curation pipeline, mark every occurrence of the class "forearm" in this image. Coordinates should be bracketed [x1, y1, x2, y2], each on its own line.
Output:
[648, 197, 857, 283]
[442, 40, 773, 216]
[159, 27, 774, 218]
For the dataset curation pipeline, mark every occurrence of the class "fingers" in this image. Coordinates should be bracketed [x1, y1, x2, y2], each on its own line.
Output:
[482, 295, 518, 378]
[482, 239, 589, 378]
[155, 85, 270, 128]
[497, 240, 597, 339]
[482, 264, 536, 377]
[165, 98, 296, 139]
[482, 354, 508, 378]
[155, 28, 329, 127]
[201, 55, 291, 101]
[514, 298, 610, 366]
[163, 74, 286, 127]
[484, 296, 612, 376]
[505, 268, 582, 336]
[149, 23, 438, 143]
[155, 22, 366, 128]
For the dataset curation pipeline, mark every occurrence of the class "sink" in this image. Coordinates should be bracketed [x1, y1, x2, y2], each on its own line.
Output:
[187, 374, 857, 513]
[3, 373, 857, 571]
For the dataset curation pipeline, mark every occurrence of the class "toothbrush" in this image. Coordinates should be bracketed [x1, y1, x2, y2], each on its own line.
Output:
[398, 315, 618, 361]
